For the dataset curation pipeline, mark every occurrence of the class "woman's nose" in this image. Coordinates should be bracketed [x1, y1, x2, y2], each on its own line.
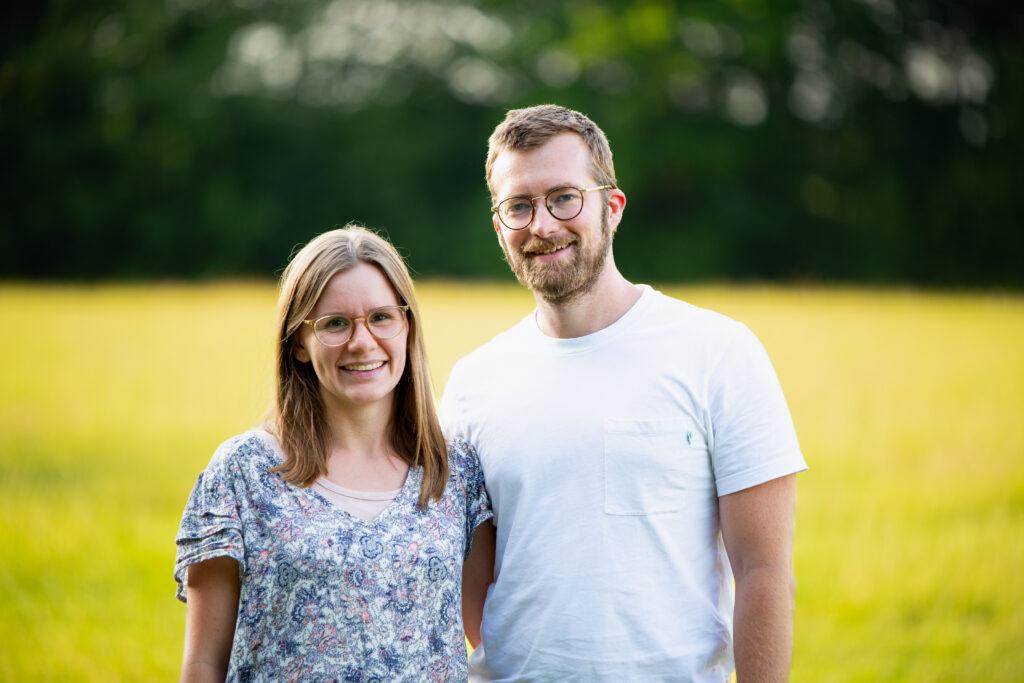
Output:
[345, 319, 378, 350]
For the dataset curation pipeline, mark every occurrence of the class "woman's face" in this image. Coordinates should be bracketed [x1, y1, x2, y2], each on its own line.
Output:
[294, 261, 409, 414]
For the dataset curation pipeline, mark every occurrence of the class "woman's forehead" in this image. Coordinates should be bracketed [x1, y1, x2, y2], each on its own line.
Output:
[313, 262, 399, 314]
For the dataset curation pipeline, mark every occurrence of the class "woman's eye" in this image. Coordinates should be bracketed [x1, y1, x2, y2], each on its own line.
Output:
[323, 316, 350, 330]
[369, 310, 394, 323]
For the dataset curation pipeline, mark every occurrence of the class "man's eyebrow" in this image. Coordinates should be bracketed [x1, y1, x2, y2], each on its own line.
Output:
[506, 182, 577, 199]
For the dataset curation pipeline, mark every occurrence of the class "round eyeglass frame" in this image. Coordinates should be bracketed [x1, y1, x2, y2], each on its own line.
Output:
[301, 305, 410, 347]
[491, 184, 614, 230]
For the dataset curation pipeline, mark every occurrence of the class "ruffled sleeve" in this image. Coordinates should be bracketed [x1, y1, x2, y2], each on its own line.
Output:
[448, 438, 493, 558]
[174, 436, 247, 602]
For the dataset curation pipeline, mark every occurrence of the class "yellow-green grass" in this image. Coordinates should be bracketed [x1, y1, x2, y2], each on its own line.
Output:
[1, 282, 1022, 681]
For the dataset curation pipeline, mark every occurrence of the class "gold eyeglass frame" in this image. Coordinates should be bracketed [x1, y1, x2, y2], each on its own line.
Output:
[491, 184, 614, 230]
[302, 305, 410, 347]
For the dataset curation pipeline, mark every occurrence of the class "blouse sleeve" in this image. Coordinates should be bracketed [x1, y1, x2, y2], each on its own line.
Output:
[173, 437, 247, 602]
[448, 438, 493, 559]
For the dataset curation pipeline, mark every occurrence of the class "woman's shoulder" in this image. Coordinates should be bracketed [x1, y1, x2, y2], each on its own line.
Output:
[445, 437, 484, 484]
[205, 428, 283, 478]
[442, 437, 492, 530]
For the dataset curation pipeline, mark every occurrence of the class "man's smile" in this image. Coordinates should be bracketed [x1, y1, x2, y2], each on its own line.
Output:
[523, 237, 576, 261]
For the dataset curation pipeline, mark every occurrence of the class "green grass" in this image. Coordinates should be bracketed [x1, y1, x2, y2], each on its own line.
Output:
[1, 282, 1022, 681]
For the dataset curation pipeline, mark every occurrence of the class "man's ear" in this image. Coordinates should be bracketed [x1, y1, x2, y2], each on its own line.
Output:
[607, 188, 627, 234]
[492, 212, 502, 238]
[293, 336, 311, 363]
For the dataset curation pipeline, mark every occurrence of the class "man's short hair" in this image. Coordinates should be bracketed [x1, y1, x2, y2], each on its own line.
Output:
[485, 104, 618, 200]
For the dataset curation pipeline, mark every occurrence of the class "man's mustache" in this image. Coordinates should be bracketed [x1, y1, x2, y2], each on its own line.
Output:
[520, 235, 576, 255]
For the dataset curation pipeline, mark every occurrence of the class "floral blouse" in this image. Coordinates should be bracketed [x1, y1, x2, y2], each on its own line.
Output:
[174, 429, 492, 682]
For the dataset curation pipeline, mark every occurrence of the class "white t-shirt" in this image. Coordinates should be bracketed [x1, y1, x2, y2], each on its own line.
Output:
[440, 285, 807, 682]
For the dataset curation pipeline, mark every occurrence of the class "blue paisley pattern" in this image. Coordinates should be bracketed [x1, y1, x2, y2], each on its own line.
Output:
[174, 430, 492, 682]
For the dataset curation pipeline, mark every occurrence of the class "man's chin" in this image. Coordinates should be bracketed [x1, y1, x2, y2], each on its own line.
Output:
[536, 287, 583, 305]
[505, 244, 606, 304]
[522, 271, 590, 304]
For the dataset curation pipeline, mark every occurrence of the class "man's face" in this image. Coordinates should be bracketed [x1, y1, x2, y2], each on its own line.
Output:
[490, 133, 616, 304]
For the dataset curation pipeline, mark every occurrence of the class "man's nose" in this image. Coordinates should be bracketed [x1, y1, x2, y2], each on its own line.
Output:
[529, 199, 560, 239]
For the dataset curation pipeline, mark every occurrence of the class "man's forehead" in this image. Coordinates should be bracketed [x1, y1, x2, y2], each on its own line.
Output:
[491, 133, 593, 195]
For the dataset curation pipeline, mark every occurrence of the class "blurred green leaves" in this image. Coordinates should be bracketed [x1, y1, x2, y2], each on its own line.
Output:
[2, 0, 1020, 285]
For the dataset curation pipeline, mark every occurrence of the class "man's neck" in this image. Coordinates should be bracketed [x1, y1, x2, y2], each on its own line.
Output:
[533, 264, 641, 339]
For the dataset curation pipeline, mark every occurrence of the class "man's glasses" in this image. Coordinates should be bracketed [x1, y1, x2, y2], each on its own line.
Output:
[491, 185, 614, 231]
[302, 305, 409, 347]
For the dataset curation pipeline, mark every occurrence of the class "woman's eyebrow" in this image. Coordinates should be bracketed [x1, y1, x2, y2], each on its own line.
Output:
[313, 304, 396, 317]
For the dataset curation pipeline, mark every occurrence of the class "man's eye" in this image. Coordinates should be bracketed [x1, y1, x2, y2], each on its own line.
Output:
[552, 192, 577, 204]
[505, 201, 532, 215]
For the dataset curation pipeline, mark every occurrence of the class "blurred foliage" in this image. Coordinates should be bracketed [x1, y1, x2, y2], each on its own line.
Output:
[2, 0, 1021, 285]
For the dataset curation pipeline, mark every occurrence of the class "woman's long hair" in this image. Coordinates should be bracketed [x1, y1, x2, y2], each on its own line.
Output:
[267, 224, 448, 507]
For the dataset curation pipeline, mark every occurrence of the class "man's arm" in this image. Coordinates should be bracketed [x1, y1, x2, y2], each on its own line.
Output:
[719, 474, 798, 683]
[462, 520, 496, 648]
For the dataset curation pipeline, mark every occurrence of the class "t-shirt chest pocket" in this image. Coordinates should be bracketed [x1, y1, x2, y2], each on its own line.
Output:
[603, 417, 713, 515]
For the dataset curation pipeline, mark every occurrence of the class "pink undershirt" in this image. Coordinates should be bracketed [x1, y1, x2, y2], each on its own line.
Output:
[312, 476, 403, 522]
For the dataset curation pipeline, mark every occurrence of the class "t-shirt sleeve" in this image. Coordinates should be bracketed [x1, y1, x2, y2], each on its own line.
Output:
[174, 438, 246, 602]
[708, 323, 807, 496]
[448, 438, 493, 559]
[439, 359, 469, 441]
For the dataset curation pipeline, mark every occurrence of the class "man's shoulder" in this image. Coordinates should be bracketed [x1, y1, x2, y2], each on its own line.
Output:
[450, 313, 534, 371]
[644, 286, 748, 339]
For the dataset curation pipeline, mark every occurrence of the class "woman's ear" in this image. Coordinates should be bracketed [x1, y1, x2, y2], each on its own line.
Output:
[293, 335, 311, 363]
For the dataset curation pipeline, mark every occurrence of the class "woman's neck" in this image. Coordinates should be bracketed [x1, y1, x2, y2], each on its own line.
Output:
[322, 394, 393, 453]
[320, 396, 408, 490]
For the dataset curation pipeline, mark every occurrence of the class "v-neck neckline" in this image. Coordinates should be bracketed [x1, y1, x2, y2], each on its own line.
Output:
[308, 466, 421, 528]
[255, 427, 422, 529]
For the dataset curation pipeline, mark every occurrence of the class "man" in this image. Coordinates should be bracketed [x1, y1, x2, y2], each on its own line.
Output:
[443, 105, 807, 682]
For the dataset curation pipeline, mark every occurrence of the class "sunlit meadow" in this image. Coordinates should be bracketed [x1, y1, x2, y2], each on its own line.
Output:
[1, 282, 1022, 681]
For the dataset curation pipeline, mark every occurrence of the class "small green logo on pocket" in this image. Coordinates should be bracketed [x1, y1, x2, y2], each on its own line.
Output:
[686, 431, 694, 445]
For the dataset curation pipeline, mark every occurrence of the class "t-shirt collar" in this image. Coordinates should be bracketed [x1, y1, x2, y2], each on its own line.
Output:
[524, 284, 656, 353]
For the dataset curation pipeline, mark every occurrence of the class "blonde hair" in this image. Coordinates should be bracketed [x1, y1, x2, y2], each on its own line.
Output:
[268, 224, 448, 507]
[485, 104, 618, 200]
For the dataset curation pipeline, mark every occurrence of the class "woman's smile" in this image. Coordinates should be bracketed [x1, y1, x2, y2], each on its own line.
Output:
[340, 360, 387, 376]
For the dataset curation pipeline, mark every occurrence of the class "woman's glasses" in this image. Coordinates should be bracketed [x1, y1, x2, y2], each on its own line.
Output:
[302, 305, 409, 347]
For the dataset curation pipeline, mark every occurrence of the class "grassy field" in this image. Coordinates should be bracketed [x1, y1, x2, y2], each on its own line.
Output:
[1, 282, 1022, 681]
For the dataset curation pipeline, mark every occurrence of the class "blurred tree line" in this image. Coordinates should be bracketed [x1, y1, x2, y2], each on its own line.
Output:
[3, 0, 1021, 285]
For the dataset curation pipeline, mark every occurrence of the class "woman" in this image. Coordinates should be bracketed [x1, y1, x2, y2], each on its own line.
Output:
[174, 225, 492, 681]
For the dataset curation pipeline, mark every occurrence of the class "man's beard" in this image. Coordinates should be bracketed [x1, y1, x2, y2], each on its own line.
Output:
[499, 209, 611, 305]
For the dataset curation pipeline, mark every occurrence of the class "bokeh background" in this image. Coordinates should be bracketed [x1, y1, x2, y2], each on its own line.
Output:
[2, 0, 1022, 680]
[6, 0, 1023, 284]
